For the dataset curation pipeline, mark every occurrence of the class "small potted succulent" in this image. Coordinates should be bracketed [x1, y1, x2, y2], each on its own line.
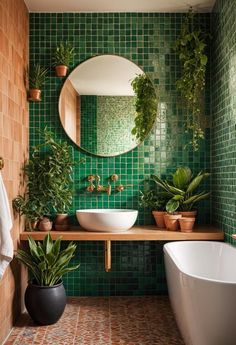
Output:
[28, 63, 47, 101]
[52, 41, 75, 77]
[16, 234, 80, 325]
[151, 167, 210, 232]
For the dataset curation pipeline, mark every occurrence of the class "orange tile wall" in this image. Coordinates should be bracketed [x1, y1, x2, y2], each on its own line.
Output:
[0, 0, 29, 343]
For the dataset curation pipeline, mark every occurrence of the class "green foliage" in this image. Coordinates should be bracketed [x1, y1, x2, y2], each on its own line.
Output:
[131, 73, 158, 142]
[53, 41, 75, 66]
[29, 64, 47, 89]
[13, 195, 44, 230]
[139, 180, 171, 211]
[13, 128, 85, 226]
[151, 166, 210, 213]
[16, 234, 80, 286]
[175, 8, 208, 151]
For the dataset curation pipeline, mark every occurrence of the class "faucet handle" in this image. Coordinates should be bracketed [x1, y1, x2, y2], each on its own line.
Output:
[87, 175, 95, 182]
[110, 174, 119, 181]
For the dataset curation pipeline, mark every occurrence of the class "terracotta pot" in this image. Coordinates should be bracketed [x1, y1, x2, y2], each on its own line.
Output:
[165, 214, 182, 231]
[29, 88, 41, 101]
[179, 217, 195, 233]
[54, 213, 70, 231]
[163, 213, 170, 229]
[38, 217, 52, 231]
[55, 65, 68, 77]
[152, 211, 166, 228]
[179, 211, 197, 218]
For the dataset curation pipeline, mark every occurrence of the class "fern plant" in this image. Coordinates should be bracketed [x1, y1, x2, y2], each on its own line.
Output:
[29, 64, 48, 89]
[175, 8, 208, 151]
[16, 234, 80, 286]
[131, 74, 158, 142]
[53, 41, 74, 66]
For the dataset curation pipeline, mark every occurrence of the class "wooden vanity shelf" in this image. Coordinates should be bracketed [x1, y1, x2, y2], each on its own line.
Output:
[20, 225, 224, 241]
[20, 225, 223, 272]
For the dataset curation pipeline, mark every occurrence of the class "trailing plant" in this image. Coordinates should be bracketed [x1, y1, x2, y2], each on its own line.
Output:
[29, 64, 48, 89]
[16, 234, 80, 286]
[175, 8, 208, 151]
[53, 41, 75, 67]
[151, 167, 210, 213]
[131, 73, 158, 142]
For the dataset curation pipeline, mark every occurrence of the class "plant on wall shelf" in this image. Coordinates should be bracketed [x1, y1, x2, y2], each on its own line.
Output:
[28, 63, 48, 101]
[131, 73, 158, 142]
[53, 41, 75, 77]
[175, 8, 208, 151]
[151, 166, 210, 213]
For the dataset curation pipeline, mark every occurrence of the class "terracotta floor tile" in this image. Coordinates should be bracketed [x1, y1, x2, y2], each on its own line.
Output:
[4, 296, 184, 345]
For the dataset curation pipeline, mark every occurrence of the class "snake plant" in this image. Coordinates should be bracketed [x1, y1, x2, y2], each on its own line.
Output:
[151, 167, 210, 213]
[16, 234, 80, 286]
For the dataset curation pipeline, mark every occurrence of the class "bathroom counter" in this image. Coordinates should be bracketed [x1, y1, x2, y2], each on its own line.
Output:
[20, 225, 224, 241]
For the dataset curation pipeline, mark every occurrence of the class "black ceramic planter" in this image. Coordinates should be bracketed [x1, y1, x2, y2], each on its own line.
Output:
[25, 280, 66, 325]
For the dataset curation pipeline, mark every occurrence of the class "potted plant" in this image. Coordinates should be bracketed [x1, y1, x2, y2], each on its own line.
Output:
[139, 190, 168, 228]
[28, 63, 48, 101]
[16, 234, 80, 325]
[35, 128, 84, 230]
[13, 195, 43, 231]
[151, 167, 210, 231]
[53, 41, 75, 77]
[13, 128, 85, 231]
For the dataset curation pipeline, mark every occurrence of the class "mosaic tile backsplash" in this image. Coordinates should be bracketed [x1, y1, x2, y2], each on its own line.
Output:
[211, 0, 236, 245]
[29, 13, 211, 296]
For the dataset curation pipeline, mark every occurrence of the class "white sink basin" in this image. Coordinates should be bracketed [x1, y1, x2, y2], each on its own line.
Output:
[76, 209, 138, 232]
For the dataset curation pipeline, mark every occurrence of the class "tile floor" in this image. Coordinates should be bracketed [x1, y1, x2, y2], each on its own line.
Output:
[4, 296, 184, 345]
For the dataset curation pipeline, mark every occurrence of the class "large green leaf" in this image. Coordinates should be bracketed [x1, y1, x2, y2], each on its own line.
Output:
[166, 199, 179, 213]
[186, 173, 210, 193]
[183, 192, 210, 205]
[172, 167, 192, 189]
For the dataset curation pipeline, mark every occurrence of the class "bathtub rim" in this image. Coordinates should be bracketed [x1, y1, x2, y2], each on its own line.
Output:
[164, 240, 236, 285]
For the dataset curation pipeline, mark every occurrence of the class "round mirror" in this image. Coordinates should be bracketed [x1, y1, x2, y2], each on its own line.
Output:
[59, 55, 157, 157]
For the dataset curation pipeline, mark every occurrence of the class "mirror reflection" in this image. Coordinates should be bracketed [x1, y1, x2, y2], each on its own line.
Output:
[59, 55, 157, 157]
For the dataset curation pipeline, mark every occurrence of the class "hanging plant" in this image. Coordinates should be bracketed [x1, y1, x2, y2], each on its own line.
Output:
[131, 74, 158, 142]
[175, 8, 208, 151]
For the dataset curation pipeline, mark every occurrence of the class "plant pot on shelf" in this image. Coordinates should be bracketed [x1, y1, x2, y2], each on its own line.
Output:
[179, 210, 197, 218]
[55, 65, 68, 77]
[38, 217, 53, 231]
[25, 279, 66, 325]
[29, 88, 41, 101]
[179, 217, 196, 233]
[152, 211, 166, 228]
[164, 214, 182, 231]
[54, 213, 70, 231]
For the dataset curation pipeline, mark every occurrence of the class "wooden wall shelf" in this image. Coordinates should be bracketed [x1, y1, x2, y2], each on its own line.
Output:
[20, 225, 224, 241]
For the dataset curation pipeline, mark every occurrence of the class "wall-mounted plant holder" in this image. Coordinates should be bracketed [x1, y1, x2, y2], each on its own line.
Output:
[28, 89, 41, 102]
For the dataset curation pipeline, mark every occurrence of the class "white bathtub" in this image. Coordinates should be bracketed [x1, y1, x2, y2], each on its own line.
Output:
[164, 241, 236, 345]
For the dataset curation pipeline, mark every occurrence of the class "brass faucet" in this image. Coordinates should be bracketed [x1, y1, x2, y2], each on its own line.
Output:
[86, 175, 111, 196]
[86, 174, 127, 196]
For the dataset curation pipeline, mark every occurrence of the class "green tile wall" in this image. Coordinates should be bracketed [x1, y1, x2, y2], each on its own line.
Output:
[29, 13, 211, 296]
[211, 0, 236, 244]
